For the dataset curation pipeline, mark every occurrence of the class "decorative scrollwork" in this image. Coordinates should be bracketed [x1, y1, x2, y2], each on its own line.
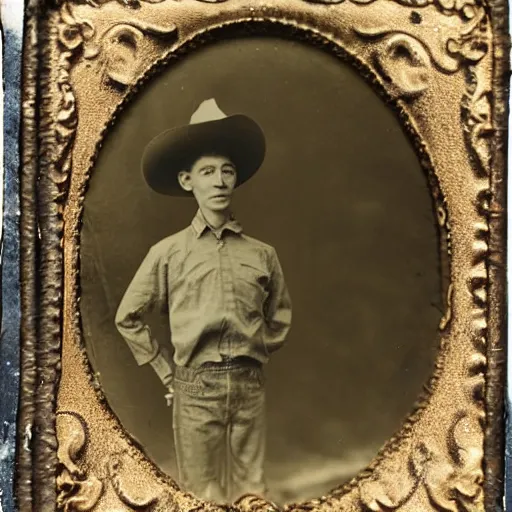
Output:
[344, 0, 490, 105]
[371, 34, 432, 99]
[235, 494, 280, 512]
[52, 49, 79, 194]
[86, 22, 177, 87]
[358, 414, 483, 512]
[60, 0, 229, 6]
[53, 1, 177, 197]
[461, 68, 493, 177]
[307, 0, 484, 21]
[58, 3, 178, 88]
[56, 412, 103, 511]
[56, 416, 169, 511]
[354, 5, 489, 77]
[49, 0, 494, 510]
[54, 411, 484, 512]
[56, 0, 166, 8]
[446, 7, 489, 65]
[107, 451, 161, 508]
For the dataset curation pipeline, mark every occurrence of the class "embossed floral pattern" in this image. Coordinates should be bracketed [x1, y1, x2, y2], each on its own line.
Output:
[56, 413, 103, 511]
[52, 0, 493, 510]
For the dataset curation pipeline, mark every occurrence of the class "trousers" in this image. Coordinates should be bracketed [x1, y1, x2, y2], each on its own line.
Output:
[172, 358, 267, 503]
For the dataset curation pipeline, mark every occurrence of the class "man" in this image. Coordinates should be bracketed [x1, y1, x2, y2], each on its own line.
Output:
[115, 99, 292, 503]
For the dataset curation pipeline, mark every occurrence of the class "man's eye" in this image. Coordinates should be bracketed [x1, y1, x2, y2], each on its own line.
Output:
[223, 168, 235, 175]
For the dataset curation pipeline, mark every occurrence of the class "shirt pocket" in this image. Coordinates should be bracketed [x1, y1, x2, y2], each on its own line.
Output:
[236, 261, 270, 314]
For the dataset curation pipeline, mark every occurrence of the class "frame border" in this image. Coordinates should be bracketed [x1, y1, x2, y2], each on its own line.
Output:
[16, 0, 509, 510]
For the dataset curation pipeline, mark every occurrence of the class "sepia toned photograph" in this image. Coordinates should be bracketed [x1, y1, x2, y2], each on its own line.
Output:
[11, 0, 507, 509]
[80, 36, 445, 504]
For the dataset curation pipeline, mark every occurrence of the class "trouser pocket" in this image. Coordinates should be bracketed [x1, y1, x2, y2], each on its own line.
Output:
[173, 365, 203, 394]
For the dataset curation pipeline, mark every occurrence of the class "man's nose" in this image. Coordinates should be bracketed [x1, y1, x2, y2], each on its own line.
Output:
[213, 169, 227, 187]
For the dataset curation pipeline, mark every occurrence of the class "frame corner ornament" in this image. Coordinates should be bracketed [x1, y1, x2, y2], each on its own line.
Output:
[53, 0, 178, 200]
[56, 412, 104, 512]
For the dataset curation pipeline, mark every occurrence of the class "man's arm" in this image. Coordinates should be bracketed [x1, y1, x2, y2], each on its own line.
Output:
[115, 245, 173, 387]
[263, 248, 292, 353]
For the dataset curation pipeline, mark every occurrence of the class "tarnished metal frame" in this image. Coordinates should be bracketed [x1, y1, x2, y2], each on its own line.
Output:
[17, 0, 508, 510]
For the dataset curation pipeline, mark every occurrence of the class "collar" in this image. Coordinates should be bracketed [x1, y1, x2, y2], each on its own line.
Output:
[191, 209, 243, 238]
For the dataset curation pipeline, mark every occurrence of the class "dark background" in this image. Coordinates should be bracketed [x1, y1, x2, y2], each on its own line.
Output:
[80, 37, 443, 503]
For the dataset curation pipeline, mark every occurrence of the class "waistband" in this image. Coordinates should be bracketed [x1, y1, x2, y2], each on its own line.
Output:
[175, 356, 262, 378]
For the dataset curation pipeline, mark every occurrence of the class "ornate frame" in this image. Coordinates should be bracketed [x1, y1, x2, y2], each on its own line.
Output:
[17, 0, 508, 510]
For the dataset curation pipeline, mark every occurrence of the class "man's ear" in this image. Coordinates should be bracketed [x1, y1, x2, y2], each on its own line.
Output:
[178, 170, 193, 192]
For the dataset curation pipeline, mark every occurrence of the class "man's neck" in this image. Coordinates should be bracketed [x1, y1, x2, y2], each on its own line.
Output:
[200, 208, 231, 230]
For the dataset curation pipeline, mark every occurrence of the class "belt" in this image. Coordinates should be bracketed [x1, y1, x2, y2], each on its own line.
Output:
[199, 355, 262, 369]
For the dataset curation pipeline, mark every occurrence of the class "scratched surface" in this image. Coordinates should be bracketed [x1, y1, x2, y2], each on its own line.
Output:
[0, 3, 23, 512]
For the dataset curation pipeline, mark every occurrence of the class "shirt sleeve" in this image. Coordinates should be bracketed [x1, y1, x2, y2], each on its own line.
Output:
[115, 245, 168, 367]
[263, 248, 292, 353]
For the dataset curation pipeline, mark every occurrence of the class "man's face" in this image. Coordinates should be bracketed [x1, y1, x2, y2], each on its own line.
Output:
[178, 155, 237, 213]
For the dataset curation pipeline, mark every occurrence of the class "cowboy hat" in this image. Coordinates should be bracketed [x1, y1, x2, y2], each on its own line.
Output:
[142, 99, 266, 196]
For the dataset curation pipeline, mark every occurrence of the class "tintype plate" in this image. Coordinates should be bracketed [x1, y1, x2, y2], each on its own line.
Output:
[18, 0, 508, 511]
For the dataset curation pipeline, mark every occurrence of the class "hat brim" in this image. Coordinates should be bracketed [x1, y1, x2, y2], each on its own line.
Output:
[142, 115, 266, 196]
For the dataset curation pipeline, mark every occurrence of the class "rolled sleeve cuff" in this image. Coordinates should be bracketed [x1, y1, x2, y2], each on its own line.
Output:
[149, 351, 173, 386]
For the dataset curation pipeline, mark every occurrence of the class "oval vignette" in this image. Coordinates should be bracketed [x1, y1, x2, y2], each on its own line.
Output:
[79, 36, 444, 504]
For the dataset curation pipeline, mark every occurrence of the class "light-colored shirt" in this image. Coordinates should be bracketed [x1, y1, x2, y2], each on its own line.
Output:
[115, 210, 292, 372]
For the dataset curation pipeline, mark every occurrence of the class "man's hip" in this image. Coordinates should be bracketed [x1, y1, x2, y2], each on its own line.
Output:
[173, 356, 264, 396]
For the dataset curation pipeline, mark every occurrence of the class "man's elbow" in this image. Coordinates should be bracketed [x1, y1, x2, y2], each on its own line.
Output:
[268, 311, 292, 338]
[114, 305, 130, 334]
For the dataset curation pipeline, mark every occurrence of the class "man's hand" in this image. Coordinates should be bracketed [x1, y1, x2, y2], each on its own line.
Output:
[165, 385, 174, 407]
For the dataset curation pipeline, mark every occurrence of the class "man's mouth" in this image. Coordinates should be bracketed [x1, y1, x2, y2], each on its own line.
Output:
[211, 194, 228, 199]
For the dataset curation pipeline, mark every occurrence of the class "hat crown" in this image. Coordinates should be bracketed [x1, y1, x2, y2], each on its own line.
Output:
[190, 98, 227, 125]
